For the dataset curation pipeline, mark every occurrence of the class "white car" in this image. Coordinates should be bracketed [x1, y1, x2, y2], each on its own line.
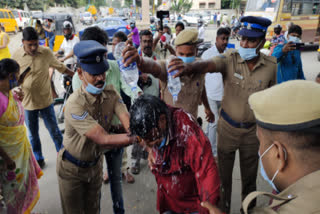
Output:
[183, 13, 208, 26]
[12, 9, 31, 31]
[80, 12, 94, 25]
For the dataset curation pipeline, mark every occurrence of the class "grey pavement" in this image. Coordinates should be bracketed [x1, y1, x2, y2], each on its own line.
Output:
[7, 25, 319, 214]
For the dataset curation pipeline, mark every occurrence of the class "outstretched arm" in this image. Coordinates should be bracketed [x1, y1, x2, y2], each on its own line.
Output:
[122, 45, 167, 81]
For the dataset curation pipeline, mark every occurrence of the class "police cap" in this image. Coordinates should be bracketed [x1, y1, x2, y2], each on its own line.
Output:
[175, 29, 200, 46]
[73, 40, 109, 75]
[249, 80, 320, 134]
[238, 16, 272, 38]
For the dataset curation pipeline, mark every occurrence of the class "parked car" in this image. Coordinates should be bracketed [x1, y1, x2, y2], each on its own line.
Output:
[80, 17, 130, 43]
[183, 13, 208, 26]
[80, 12, 94, 25]
[0, 9, 18, 33]
[12, 9, 31, 31]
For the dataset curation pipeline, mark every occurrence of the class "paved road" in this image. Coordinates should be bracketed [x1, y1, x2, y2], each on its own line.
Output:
[6, 25, 319, 214]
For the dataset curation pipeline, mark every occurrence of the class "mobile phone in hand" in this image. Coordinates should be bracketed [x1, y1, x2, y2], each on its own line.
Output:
[295, 43, 305, 49]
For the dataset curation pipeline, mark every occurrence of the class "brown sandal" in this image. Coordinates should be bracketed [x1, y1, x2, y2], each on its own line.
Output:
[123, 169, 135, 184]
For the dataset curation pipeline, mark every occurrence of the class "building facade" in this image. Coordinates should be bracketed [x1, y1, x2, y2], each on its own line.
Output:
[190, 0, 221, 11]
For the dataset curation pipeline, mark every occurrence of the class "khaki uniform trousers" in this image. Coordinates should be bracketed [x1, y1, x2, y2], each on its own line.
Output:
[217, 117, 259, 214]
[57, 150, 103, 214]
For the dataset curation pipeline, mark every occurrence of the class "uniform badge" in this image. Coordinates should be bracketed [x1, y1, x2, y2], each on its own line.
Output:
[71, 111, 88, 120]
[234, 73, 244, 80]
[96, 56, 101, 63]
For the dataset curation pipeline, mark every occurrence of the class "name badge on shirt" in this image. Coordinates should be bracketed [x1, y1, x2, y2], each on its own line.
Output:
[234, 73, 244, 80]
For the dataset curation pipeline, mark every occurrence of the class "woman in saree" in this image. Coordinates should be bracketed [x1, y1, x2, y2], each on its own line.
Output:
[0, 24, 11, 60]
[0, 58, 43, 213]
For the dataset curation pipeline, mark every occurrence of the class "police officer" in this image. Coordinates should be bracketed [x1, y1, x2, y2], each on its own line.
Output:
[202, 80, 320, 214]
[122, 29, 214, 122]
[165, 16, 277, 213]
[56, 40, 136, 214]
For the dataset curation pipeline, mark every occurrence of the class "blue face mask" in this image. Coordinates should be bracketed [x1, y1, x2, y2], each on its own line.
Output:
[178, 56, 196, 63]
[83, 75, 106, 95]
[259, 144, 287, 193]
[238, 40, 262, 61]
[9, 75, 18, 89]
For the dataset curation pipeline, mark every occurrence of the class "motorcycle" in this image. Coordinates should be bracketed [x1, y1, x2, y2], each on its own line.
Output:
[231, 25, 241, 41]
[52, 51, 75, 133]
[197, 40, 212, 58]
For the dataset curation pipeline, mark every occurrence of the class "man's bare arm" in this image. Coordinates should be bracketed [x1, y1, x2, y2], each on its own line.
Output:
[64, 68, 74, 77]
[85, 125, 136, 147]
[62, 50, 74, 62]
[122, 46, 167, 81]
[201, 87, 215, 123]
[118, 112, 130, 133]
[168, 59, 219, 78]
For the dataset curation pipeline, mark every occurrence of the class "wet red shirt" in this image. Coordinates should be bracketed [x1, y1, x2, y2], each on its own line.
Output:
[151, 107, 220, 214]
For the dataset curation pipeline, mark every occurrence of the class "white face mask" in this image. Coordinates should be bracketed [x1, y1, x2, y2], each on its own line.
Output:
[259, 144, 287, 193]
[288, 35, 301, 43]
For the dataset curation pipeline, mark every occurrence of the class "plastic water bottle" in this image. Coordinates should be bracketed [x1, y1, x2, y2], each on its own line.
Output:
[114, 42, 139, 98]
[166, 56, 181, 103]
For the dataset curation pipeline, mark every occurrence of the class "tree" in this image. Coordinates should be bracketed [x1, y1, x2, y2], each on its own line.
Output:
[221, 0, 241, 10]
[171, 0, 192, 14]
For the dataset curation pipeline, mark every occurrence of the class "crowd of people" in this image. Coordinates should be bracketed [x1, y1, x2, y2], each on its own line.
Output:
[0, 12, 319, 214]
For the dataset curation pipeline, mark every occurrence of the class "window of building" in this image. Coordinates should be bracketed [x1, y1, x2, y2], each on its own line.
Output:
[209, 3, 216, 8]
[199, 3, 206, 8]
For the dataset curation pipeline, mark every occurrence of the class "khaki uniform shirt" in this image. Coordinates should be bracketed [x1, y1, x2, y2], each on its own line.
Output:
[158, 60, 205, 118]
[63, 85, 127, 161]
[212, 50, 277, 123]
[12, 46, 67, 110]
[243, 170, 320, 214]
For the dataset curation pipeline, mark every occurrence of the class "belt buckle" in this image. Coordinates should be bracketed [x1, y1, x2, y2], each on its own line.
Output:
[239, 123, 246, 129]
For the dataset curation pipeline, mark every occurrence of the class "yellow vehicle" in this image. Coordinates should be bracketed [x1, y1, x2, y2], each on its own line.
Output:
[0, 9, 18, 33]
[86, 5, 98, 21]
[245, 0, 320, 44]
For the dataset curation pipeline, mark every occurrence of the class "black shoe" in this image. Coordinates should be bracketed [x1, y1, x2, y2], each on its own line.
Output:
[37, 159, 45, 169]
[131, 162, 140, 175]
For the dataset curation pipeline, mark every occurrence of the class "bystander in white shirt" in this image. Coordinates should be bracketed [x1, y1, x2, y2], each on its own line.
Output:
[201, 44, 225, 101]
[60, 35, 80, 65]
[198, 26, 205, 40]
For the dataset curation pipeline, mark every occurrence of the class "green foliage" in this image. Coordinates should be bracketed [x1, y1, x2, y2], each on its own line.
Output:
[221, 0, 241, 9]
[171, 0, 192, 14]
[94, 0, 107, 7]
[0, 0, 88, 10]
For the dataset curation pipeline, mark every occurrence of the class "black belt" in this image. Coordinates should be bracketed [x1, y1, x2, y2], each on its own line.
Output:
[221, 109, 255, 129]
[62, 150, 100, 168]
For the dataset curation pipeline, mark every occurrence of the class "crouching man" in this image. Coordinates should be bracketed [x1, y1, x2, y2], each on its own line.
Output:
[129, 95, 220, 214]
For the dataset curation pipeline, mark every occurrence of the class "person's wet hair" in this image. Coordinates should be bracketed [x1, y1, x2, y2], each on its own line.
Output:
[129, 95, 168, 138]
[0, 58, 20, 80]
[81, 26, 109, 46]
[22, 27, 39, 41]
[114, 31, 127, 42]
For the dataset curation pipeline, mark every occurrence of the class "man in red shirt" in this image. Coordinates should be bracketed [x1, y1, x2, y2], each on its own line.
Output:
[130, 95, 220, 214]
